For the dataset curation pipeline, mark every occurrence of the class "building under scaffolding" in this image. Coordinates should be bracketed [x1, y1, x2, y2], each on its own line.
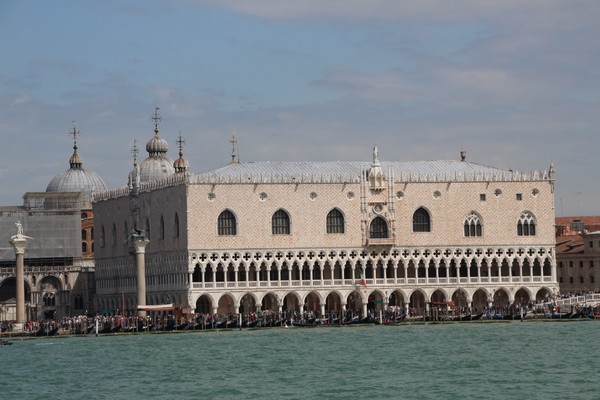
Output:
[0, 123, 105, 321]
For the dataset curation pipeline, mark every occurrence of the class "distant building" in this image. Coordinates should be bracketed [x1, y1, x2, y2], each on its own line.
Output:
[93, 110, 558, 319]
[0, 124, 106, 320]
[555, 216, 600, 293]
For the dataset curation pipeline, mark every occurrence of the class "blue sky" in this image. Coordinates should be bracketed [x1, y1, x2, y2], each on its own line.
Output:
[1, 0, 599, 216]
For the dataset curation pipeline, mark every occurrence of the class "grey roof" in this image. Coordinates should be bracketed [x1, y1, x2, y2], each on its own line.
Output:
[46, 167, 108, 205]
[220, 160, 503, 175]
[187, 159, 552, 184]
[139, 155, 175, 182]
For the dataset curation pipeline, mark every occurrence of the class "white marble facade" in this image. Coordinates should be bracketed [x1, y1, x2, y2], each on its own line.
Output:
[93, 149, 557, 317]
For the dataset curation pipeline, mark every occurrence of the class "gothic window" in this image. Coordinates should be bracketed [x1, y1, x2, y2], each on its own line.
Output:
[100, 226, 105, 248]
[369, 216, 388, 238]
[413, 207, 431, 232]
[174, 213, 180, 238]
[123, 222, 129, 242]
[517, 211, 536, 236]
[111, 224, 117, 246]
[464, 212, 483, 237]
[326, 208, 345, 234]
[145, 218, 150, 240]
[218, 210, 237, 236]
[159, 215, 165, 240]
[272, 209, 291, 235]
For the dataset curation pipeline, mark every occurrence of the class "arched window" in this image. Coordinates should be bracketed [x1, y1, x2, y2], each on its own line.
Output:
[218, 210, 237, 236]
[174, 213, 180, 238]
[413, 207, 431, 232]
[111, 224, 117, 246]
[123, 222, 129, 243]
[91, 227, 94, 240]
[82, 242, 87, 253]
[326, 208, 345, 234]
[145, 218, 150, 240]
[159, 215, 165, 240]
[272, 209, 290, 235]
[369, 216, 388, 238]
[100, 226, 105, 248]
[517, 212, 536, 236]
[81, 229, 87, 240]
[464, 212, 482, 237]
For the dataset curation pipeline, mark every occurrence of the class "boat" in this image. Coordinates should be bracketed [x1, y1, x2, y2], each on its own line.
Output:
[0, 339, 12, 346]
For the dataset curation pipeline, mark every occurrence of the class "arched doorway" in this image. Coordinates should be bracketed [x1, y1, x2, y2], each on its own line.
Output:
[409, 290, 426, 316]
[238, 293, 256, 315]
[472, 288, 488, 311]
[195, 295, 212, 314]
[304, 292, 321, 317]
[217, 294, 235, 315]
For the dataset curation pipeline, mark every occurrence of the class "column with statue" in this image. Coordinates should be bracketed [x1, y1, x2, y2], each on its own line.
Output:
[9, 221, 32, 332]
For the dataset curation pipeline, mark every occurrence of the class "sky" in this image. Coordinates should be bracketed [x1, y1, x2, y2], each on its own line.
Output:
[1, 0, 598, 216]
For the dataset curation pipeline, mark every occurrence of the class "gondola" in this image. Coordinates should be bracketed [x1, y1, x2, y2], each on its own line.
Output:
[226, 319, 238, 329]
[291, 320, 320, 327]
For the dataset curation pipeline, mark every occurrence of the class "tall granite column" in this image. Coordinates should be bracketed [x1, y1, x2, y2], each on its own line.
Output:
[133, 237, 150, 318]
[9, 233, 30, 331]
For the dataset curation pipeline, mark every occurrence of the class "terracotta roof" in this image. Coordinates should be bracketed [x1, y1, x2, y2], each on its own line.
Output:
[556, 235, 585, 255]
[555, 216, 600, 238]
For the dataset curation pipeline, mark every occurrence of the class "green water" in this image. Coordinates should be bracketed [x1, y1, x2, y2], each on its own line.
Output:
[1, 321, 598, 400]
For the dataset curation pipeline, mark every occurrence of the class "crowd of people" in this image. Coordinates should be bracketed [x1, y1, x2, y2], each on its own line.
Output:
[1, 290, 599, 335]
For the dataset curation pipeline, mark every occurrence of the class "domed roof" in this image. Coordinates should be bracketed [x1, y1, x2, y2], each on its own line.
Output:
[46, 168, 108, 201]
[46, 123, 108, 207]
[138, 107, 174, 181]
[173, 155, 190, 172]
[146, 132, 169, 155]
[139, 156, 175, 181]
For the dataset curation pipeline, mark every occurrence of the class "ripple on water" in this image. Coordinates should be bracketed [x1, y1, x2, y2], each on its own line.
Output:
[1, 321, 599, 400]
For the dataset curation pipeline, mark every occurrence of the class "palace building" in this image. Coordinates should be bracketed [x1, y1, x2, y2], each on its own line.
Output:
[92, 109, 558, 319]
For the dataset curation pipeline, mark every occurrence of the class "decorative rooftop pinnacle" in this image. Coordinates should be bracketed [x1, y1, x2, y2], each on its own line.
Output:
[229, 129, 239, 164]
[68, 121, 83, 168]
[174, 132, 190, 173]
[151, 107, 162, 135]
[372, 145, 380, 166]
[131, 139, 139, 165]
[176, 132, 185, 158]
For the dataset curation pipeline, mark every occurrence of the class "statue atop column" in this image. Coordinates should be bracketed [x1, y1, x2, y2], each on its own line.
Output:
[11, 221, 32, 241]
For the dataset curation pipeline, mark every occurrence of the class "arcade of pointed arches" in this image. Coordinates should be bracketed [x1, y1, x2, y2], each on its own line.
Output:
[185, 245, 556, 315]
[189, 285, 555, 317]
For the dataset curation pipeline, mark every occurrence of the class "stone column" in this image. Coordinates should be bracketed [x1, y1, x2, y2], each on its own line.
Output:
[9, 236, 29, 331]
[133, 238, 150, 318]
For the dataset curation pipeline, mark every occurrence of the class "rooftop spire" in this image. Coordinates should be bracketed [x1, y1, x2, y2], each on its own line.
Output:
[68, 121, 83, 168]
[229, 130, 239, 164]
[151, 107, 162, 135]
[173, 132, 190, 173]
[131, 139, 139, 165]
